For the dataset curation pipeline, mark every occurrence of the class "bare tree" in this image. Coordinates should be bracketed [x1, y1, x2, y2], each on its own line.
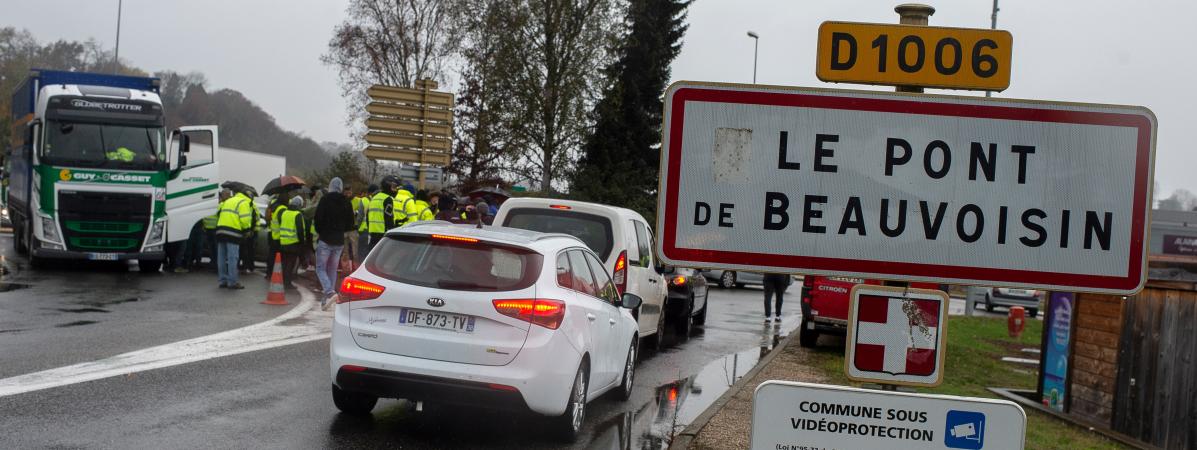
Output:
[322, 0, 462, 139]
[1158, 188, 1197, 211]
[489, 0, 621, 192]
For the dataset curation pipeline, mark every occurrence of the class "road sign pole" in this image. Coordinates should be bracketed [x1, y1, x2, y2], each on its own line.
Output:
[894, 4, 936, 93]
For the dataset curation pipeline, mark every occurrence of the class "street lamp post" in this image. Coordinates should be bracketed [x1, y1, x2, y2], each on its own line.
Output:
[747, 31, 759, 84]
[114, 0, 122, 73]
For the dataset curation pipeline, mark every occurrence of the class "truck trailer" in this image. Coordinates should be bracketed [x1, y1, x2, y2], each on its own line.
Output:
[7, 69, 220, 271]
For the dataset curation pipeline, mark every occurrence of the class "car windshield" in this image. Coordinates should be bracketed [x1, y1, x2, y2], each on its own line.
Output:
[43, 120, 164, 170]
[502, 208, 614, 260]
[366, 234, 543, 292]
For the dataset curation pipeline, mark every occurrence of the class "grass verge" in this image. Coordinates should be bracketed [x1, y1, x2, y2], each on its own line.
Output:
[805, 315, 1127, 449]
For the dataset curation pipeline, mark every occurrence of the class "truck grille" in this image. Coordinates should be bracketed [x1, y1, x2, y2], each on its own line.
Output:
[57, 191, 152, 252]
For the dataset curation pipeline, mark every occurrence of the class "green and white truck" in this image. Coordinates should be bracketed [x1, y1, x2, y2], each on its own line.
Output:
[7, 69, 221, 271]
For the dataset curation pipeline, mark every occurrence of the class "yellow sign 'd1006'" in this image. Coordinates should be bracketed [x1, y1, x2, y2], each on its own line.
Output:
[817, 22, 1013, 91]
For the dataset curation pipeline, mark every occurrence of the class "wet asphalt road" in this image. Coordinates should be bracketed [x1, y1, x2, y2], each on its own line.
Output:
[0, 231, 801, 449]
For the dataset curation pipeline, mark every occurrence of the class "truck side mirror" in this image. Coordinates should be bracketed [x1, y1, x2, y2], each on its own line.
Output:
[177, 133, 190, 167]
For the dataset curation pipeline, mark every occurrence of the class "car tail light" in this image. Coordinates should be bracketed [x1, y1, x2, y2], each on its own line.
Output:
[338, 277, 385, 303]
[487, 383, 519, 392]
[493, 299, 566, 329]
[549, 204, 572, 210]
[340, 365, 367, 373]
[671, 275, 687, 286]
[613, 250, 628, 295]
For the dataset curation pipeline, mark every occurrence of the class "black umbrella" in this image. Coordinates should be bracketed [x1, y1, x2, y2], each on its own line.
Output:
[221, 181, 257, 197]
[468, 186, 510, 201]
[262, 175, 307, 196]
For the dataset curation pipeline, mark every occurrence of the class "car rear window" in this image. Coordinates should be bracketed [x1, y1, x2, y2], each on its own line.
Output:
[501, 208, 614, 260]
[366, 235, 543, 292]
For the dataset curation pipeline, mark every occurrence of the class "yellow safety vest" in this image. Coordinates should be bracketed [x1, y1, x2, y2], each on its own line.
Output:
[398, 190, 419, 224]
[279, 210, 301, 246]
[414, 200, 433, 222]
[216, 194, 252, 232]
[106, 147, 135, 162]
[367, 192, 392, 234]
[270, 205, 288, 240]
[356, 197, 369, 232]
[202, 212, 218, 230]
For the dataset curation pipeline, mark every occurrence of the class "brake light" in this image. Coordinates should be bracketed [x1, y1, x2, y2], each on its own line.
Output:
[613, 250, 628, 295]
[671, 275, 687, 286]
[340, 365, 367, 373]
[487, 383, 519, 392]
[493, 299, 566, 329]
[431, 234, 479, 243]
[338, 277, 385, 303]
[549, 204, 572, 210]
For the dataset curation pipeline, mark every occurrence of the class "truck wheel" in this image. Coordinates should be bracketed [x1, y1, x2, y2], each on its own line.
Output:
[138, 260, 162, 273]
[799, 319, 819, 348]
[13, 220, 26, 255]
[674, 295, 693, 341]
[694, 298, 707, 326]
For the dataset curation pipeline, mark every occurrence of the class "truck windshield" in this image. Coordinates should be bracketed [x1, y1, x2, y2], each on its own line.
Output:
[43, 120, 164, 170]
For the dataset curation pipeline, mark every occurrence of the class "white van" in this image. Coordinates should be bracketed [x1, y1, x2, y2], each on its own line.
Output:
[495, 198, 670, 348]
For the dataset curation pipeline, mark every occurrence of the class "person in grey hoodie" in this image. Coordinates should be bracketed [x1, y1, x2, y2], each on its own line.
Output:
[313, 177, 355, 309]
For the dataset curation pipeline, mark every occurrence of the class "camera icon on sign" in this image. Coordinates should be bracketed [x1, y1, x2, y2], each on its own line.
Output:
[944, 410, 986, 449]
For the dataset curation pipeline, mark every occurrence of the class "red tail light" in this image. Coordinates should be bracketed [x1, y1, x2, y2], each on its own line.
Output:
[493, 299, 566, 329]
[613, 250, 628, 295]
[340, 364, 368, 372]
[549, 204, 572, 210]
[338, 277, 385, 303]
[431, 234, 479, 243]
[487, 383, 519, 392]
[671, 275, 687, 286]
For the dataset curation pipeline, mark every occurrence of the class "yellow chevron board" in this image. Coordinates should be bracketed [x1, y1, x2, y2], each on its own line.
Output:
[364, 132, 450, 151]
[365, 117, 451, 137]
[367, 85, 453, 108]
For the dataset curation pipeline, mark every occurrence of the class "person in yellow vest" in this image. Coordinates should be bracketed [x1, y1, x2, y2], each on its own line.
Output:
[214, 188, 254, 289]
[366, 176, 406, 254]
[279, 196, 311, 289]
[240, 195, 261, 274]
[265, 193, 290, 277]
[399, 185, 419, 225]
[105, 146, 135, 162]
[356, 185, 375, 263]
[412, 189, 434, 222]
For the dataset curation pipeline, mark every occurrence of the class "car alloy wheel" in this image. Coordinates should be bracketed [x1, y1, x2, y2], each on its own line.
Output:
[720, 271, 736, 289]
[619, 341, 635, 400]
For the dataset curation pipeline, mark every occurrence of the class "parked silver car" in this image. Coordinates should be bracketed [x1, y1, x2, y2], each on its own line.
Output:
[700, 269, 764, 289]
[980, 287, 1042, 318]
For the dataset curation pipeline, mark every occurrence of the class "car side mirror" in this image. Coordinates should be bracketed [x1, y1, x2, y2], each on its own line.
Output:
[620, 293, 643, 310]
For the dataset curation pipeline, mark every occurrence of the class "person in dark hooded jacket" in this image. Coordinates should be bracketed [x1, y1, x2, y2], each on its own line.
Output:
[313, 177, 355, 309]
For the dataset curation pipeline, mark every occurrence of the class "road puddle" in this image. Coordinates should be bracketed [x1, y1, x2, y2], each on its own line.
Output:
[73, 297, 139, 308]
[0, 282, 31, 293]
[55, 320, 99, 328]
[587, 323, 789, 449]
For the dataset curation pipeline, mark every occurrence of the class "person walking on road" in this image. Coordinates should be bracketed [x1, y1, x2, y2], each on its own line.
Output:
[214, 188, 253, 289]
[762, 273, 792, 322]
[279, 196, 311, 290]
[265, 193, 290, 277]
[343, 185, 359, 264]
[314, 177, 355, 309]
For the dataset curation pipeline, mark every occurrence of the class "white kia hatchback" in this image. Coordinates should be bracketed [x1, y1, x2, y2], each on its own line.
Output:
[494, 198, 670, 349]
[329, 222, 643, 441]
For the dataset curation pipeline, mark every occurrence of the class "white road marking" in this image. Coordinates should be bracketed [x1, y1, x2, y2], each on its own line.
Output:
[0, 288, 333, 398]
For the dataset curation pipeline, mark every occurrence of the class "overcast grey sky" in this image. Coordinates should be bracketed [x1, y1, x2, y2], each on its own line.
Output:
[6, 0, 1194, 196]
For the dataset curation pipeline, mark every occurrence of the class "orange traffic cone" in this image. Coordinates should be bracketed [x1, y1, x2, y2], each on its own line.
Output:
[262, 252, 288, 305]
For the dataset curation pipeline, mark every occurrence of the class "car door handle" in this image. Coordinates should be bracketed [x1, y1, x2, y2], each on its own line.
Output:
[648, 279, 657, 283]
[609, 318, 617, 325]
[587, 313, 597, 321]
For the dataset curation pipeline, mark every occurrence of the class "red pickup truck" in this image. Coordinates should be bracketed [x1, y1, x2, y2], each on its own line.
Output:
[798, 276, 943, 347]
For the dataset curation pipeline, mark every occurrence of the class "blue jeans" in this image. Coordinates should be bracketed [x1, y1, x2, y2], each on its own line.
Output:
[315, 241, 344, 297]
[217, 241, 241, 286]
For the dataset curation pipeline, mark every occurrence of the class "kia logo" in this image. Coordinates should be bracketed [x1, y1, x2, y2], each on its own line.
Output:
[427, 297, 445, 307]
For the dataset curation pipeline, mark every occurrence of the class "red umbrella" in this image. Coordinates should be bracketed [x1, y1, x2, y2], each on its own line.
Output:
[262, 175, 306, 196]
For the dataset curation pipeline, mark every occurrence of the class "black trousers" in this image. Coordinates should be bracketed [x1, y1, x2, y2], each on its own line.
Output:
[282, 249, 301, 288]
[264, 240, 281, 275]
[240, 234, 256, 271]
[367, 233, 385, 255]
[763, 275, 789, 317]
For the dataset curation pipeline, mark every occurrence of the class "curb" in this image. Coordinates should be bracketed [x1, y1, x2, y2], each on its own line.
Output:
[668, 328, 799, 450]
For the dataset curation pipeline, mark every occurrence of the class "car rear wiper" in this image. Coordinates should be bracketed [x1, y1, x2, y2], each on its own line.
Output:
[436, 280, 489, 290]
